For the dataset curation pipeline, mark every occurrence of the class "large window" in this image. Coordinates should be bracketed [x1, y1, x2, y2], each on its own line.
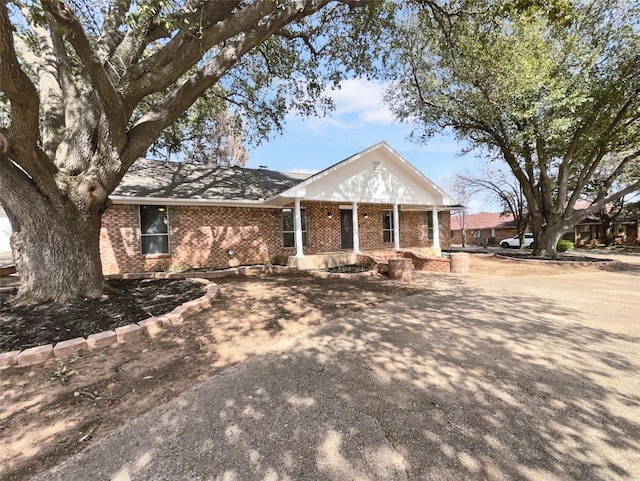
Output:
[140, 205, 169, 254]
[282, 208, 307, 248]
[383, 211, 394, 243]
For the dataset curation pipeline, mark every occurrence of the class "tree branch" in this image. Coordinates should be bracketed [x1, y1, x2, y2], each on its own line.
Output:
[0, 3, 40, 154]
[26, 10, 65, 158]
[127, 0, 372, 169]
[97, 0, 131, 61]
[121, 0, 281, 102]
[0, 2, 58, 188]
[566, 178, 640, 226]
[42, 0, 127, 150]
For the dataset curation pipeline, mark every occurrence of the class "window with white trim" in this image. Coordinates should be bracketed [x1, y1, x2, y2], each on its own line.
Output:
[383, 211, 394, 243]
[140, 205, 169, 255]
[282, 208, 307, 248]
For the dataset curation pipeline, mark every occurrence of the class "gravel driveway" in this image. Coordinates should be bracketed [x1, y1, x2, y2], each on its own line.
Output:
[36, 258, 640, 481]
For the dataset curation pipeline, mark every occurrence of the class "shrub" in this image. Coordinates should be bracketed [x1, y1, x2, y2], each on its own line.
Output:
[557, 239, 575, 252]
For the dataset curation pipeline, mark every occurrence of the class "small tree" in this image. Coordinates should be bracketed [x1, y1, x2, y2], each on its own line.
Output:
[146, 91, 249, 166]
[456, 164, 530, 248]
[447, 175, 476, 247]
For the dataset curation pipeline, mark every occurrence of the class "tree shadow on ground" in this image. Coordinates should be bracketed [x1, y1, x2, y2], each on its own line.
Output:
[35, 272, 640, 481]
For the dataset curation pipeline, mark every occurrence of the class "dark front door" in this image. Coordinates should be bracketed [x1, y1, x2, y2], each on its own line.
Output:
[341, 209, 354, 249]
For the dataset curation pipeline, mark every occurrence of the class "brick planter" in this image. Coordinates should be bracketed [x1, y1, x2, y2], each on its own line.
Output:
[388, 257, 413, 282]
[449, 252, 470, 273]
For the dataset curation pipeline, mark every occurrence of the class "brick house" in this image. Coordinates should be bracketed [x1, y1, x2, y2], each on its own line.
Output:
[571, 215, 640, 246]
[100, 142, 459, 274]
[450, 212, 519, 246]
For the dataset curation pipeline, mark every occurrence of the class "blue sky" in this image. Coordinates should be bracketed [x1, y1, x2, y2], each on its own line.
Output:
[246, 79, 495, 212]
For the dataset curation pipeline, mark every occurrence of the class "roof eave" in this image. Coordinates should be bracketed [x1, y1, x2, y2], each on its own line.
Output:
[110, 196, 273, 208]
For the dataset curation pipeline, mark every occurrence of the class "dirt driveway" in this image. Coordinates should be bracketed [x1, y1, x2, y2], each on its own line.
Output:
[3, 255, 640, 480]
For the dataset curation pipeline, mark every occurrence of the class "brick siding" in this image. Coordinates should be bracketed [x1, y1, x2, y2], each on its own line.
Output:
[100, 202, 452, 274]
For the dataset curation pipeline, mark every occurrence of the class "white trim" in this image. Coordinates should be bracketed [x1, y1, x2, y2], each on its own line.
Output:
[432, 206, 440, 249]
[352, 202, 360, 253]
[294, 199, 304, 258]
[401, 205, 458, 211]
[393, 203, 400, 250]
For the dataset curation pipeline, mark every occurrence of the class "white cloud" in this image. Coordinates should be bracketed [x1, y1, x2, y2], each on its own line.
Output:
[328, 78, 396, 125]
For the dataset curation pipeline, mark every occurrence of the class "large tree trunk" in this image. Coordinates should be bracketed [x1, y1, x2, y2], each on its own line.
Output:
[7, 199, 104, 305]
[531, 225, 564, 258]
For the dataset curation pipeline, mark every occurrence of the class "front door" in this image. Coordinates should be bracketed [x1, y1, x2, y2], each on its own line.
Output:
[341, 209, 354, 249]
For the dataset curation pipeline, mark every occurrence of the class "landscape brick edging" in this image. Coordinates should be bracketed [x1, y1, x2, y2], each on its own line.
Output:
[0, 265, 296, 369]
[0, 278, 215, 369]
[0, 265, 368, 369]
[0, 263, 395, 368]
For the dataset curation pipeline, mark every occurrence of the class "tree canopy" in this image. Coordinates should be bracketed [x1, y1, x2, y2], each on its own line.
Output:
[0, 0, 384, 303]
[386, 0, 640, 256]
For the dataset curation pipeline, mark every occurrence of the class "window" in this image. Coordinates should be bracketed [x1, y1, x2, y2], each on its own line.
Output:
[473, 230, 482, 239]
[383, 211, 394, 243]
[282, 208, 307, 248]
[426, 211, 434, 241]
[580, 225, 591, 242]
[140, 205, 169, 254]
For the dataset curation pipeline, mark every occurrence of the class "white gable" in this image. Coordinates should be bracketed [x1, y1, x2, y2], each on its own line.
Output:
[270, 142, 456, 207]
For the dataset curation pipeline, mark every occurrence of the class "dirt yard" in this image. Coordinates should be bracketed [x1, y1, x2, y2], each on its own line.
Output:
[0, 255, 631, 481]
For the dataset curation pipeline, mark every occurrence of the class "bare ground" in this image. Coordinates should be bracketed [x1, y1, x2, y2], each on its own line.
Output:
[0, 255, 635, 481]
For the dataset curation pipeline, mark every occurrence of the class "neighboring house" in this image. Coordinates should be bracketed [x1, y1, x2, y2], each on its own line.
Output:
[101, 142, 459, 274]
[571, 215, 640, 246]
[450, 208, 640, 247]
[450, 212, 519, 246]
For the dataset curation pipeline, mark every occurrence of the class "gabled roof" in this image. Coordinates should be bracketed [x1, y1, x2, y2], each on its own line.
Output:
[450, 212, 517, 230]
[268, 142, 458, 208]
[110, 142, 458, 209]
[112, 159, 306, 203]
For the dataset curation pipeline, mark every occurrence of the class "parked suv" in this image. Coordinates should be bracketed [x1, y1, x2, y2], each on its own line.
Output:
[499, 233, 535, 248]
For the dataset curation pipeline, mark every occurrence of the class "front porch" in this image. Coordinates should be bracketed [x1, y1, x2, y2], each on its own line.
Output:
[272, 247, 455, 273]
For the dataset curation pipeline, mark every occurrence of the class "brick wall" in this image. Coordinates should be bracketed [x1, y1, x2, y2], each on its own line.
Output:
[100, 202, 452, 274]
[438, 210, 451, 250]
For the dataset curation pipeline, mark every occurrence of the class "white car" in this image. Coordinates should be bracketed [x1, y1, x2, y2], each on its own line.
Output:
[499, 233, 535, 248]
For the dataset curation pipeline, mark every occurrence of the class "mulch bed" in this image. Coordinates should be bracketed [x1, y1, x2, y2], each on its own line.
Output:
[0, 279, 205, 353]
[325, 264, 371, 274]
[495, 252, 612, 262]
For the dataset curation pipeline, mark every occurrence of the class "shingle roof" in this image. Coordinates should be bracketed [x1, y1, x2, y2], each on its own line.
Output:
[450, 212, 517, 230]
[112, 158, 307, 201]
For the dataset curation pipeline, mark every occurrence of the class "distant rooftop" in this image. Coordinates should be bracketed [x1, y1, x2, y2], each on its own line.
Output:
[450, 212, 516, 230]
[112, 159, 308, 201]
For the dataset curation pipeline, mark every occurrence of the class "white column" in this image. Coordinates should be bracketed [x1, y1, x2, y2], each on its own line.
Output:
[352, 202, 360, 253]
[432, 206, 440, 249]
[294, 199, 304, 258]
[393, 203, 400, 250]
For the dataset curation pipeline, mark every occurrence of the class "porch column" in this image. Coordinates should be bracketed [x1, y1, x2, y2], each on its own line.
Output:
[294, 199, 304, 258]
[393, 203, 400, 250]
[352, 202, 360, 253]
[432, 206, 440, 249]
